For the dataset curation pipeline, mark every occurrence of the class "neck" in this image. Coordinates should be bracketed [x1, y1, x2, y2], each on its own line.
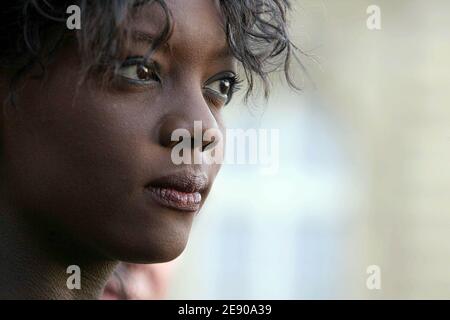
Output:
[0, 195, 117, 300]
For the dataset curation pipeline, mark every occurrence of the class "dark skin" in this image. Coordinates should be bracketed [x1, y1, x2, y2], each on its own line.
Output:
[0, 0, 234, 299]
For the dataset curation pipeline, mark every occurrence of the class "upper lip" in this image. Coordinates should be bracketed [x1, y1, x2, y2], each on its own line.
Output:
[147, 171, 209, 194]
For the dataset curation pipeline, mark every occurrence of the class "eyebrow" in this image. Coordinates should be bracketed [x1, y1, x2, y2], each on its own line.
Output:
[131, 30, 234, 60]
[131, 30, 171, 56]
[132, 30, 155, 45]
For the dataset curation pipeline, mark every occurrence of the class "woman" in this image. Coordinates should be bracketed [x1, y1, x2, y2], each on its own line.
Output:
[0, 0, 295, 299]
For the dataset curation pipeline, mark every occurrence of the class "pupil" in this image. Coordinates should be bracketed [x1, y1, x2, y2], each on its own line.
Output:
[137, 64, 149, 80]
[220, 80, 230, 95]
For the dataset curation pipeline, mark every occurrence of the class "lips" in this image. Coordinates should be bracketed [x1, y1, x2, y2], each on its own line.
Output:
[145, 172, 208, 212]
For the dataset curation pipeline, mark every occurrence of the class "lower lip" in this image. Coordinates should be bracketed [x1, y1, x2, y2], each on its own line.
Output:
[145, 186, 202, 212]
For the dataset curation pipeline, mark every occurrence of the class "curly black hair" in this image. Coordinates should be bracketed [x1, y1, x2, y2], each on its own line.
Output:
[0, 0, 298, 102]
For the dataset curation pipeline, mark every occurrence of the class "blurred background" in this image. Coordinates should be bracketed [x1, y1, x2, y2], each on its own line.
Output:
[125, 0, 450, 299]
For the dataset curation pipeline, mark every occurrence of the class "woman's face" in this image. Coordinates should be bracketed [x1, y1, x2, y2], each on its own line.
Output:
[2, 0, 233, 263]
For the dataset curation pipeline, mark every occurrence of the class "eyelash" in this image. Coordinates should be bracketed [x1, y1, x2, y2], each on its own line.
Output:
[226, 74, 243, 100]
[204, 74, 243, 108]
[117, 56, 242, 106]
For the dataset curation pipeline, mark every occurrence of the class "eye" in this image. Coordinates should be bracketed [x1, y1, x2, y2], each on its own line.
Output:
[117, 57, 160, 84]
[203, 72, 241, 107]
[205, 78, 232, 98]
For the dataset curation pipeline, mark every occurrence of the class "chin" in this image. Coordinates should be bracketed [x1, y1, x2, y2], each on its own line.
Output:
[114, 236, 190, 264]
[96, 212, 194, 264]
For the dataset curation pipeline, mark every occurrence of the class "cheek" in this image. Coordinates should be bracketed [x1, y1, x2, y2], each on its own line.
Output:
[5, 80, 143, 202]
[2, 44, 154, 204]
[3, 76, 168, 255]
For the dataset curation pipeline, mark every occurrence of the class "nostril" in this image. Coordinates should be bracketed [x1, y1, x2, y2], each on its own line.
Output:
[158, 116, 188, 149]
[168, 136, 184, 149]
[202, 136, 217, 152]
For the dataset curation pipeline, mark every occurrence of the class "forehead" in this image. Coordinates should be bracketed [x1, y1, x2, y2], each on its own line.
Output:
[132, 0, 230, 62]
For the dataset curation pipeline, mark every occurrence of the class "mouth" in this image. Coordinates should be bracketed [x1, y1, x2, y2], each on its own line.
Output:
[145, 172, 208, 212]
